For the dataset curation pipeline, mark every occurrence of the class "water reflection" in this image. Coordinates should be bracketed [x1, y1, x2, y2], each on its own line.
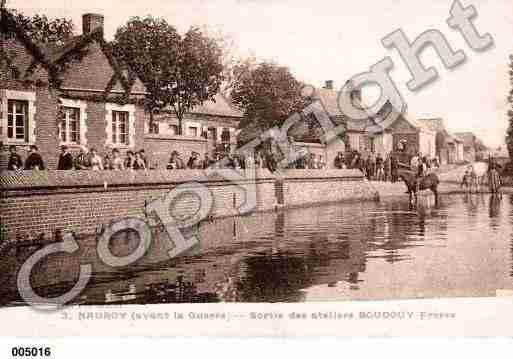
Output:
[1, 193, 513, 305]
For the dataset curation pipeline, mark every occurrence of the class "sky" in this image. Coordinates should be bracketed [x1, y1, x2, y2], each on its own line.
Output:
[9, 0, 513, 148]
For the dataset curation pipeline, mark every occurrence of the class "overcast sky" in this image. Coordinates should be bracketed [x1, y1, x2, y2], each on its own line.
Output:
[10, 0, 513, 148]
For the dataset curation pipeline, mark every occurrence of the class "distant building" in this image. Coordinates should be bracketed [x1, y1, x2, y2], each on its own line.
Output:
[419, 118, 464, 164]
[148, 94, 242, 166]
[313, 82, 436, 159]
[454, 132, 481, 162]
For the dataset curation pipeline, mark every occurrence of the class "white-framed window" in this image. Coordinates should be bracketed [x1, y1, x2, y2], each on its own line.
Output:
[185, 121, 200, 137]
[112, 111, 129, 145]
[169, 124, 179, 135]
[0, 90, 36, 144]
[59, 98, 88, 146]
[221, 127, 231, 143]
[188, 126, 198, 137]
[7, 99, 29, 142]
[60, 107, 80, 144]
[105, 103, 135, 148]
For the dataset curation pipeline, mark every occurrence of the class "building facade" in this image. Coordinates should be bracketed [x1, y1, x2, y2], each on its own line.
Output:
[314, 83, 436, 160]
[1, 11, 242, 170]
[0, 11, 148, 169]
[419, 118, 464, 164]
[147, 94, 242, 167]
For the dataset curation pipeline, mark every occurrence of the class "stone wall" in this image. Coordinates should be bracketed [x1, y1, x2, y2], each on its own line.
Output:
[278, 169, 377, 208]
[0, 169, 375, 242]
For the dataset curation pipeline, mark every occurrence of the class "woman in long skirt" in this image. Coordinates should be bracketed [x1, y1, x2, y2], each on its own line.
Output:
[488, 157, 501, 193]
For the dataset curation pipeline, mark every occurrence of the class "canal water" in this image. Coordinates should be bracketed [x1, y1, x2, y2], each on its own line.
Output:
[1, 193, 512, 306]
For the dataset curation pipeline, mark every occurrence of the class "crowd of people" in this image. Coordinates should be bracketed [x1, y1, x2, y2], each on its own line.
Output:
[0, 142, 335, 172]
[332, 150, 441, 182]
[0, 141, 440, 177]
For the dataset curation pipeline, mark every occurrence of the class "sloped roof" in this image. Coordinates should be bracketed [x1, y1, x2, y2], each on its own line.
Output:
[39, 35, 86, 63]
[419, 118, 447, 133]
[0, 9, 56, 82]
[446, 133, 463, 143]
[454, 132, 476, 147]
[189, 93, 242, 118]
[313, 87, 431, 134]
[314, 88, 344, 117]
[38, 28, 146, 95]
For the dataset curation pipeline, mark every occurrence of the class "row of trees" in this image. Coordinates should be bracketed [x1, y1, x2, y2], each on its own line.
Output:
[2, 9, 307, 138]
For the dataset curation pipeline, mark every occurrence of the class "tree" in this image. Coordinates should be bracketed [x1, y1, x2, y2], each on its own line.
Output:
[112, 17, 224, 134]
[1, 8, 74, 77]
[507, 54, 513, 159]
[230, 61, 307, 131]
[11, 11, 74, 43]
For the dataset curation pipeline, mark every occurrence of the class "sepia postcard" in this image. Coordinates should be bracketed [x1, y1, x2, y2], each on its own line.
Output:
[1, 0, 513, 345]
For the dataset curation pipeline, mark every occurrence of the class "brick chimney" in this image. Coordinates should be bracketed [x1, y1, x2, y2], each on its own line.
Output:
[351, 88, 362, 103]
[82, 13, 104, 35]
[324, 80, 334, 90]
[345, 80, 361, 104]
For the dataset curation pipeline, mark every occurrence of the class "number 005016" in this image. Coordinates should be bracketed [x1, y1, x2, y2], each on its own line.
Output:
[11, 347, 51, 357]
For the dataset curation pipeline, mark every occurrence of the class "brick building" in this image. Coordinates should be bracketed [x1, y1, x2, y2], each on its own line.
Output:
[454, 132, 480, 162]
[315, 81, 436, 159]
[419, 118, 464, 164]
[1, 10, 242, 170]
[0, 11, 149, 169]
[146, 94, 242, 167]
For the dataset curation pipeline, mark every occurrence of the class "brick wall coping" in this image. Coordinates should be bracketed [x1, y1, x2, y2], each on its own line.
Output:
[0, 169, 276, 191]
[277, 169, 364, 180]
[0, 169, 364, 191]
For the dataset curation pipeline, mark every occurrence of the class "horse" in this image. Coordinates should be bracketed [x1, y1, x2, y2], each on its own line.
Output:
[397, 169, 440, 205]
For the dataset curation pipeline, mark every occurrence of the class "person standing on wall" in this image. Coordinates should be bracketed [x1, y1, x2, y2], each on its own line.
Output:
[24, 145, 45, 170]
[57, 145, 74, 170]
[89, 148, 104, 171]
[7, 145, 23, 171]
[74, 145, 91, 170]
[111, 148, 125, 170]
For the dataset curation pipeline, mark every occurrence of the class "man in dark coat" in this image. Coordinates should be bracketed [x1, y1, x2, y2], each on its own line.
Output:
[7, 145, 23, 170]
[334, 152, 345, 169]
[24, 145, 45, 170]
[390, 154, 399, 183]
[57, 145, 74, 170]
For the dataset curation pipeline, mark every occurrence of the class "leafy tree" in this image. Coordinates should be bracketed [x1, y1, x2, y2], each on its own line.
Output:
[1, 8, 74, 77]
[507, 54, 513, 159]
[230, 61, 307, 131]
[112, 17, 224, 134]
[11, 11, 74, 44]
